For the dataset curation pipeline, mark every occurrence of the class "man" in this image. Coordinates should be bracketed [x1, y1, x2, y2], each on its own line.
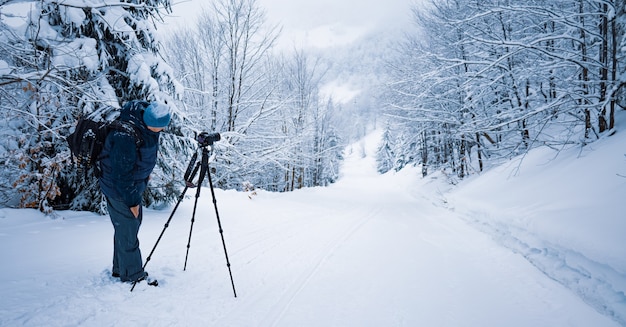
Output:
[98, 100, 171, 286]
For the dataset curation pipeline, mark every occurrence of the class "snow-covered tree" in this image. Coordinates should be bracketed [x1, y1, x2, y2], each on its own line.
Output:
[382, 0, 625, 180]
[376, 126, 394, 174]
[163, 0, 344, 192]
[0, 0, 183, 213]
[615, 0, 626, 111]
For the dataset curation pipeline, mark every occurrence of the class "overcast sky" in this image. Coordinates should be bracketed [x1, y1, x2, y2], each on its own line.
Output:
[162, 0, 414, 49]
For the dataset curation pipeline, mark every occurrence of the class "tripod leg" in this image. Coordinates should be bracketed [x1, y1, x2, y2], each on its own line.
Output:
[183, 162, 206, 271]
[178, 146, 236, 297]
[130, 157, 201, 292]
[206, 160, 237, 298]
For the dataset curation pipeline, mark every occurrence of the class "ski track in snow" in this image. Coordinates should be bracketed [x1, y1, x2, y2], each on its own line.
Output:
[457, 210, 626, 326]
[234, 207, 380, 327]
[212, 141, 396, 326]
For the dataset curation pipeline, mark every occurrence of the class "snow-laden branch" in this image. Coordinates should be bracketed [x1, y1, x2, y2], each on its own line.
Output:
[44, 0, 148, 10]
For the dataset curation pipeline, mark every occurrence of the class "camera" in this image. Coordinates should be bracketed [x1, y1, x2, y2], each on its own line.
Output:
[197, 132, 221, 147]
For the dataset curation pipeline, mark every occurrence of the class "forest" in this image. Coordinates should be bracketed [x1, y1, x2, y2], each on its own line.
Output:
[0, 0, 624, 214]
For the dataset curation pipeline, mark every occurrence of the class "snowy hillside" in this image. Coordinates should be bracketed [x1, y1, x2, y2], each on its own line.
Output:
[449, 130, 626, 324]
[1, 114, 625, 326]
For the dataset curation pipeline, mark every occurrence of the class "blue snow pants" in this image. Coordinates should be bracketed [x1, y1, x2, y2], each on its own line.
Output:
[107, 196, 146, 282]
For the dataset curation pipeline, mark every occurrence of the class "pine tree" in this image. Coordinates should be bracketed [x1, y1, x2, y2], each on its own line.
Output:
[376, 126, 395, 174]
[0, 0, 183, 213]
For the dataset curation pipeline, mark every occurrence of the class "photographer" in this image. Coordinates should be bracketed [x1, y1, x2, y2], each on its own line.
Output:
[98, 100, 170, 286]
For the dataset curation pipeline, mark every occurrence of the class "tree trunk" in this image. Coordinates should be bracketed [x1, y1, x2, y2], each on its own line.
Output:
[476, 132, 483, 173]
[598, 2, 609, 133]
[421, 131, 428, 177]
[579, 0, 592, 139]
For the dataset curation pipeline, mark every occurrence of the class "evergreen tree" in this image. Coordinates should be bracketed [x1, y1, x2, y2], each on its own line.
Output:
[376, 126, 394, 174]
[0, 0, 183, 213]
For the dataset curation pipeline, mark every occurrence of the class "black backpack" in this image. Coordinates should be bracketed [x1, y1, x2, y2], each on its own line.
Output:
[67, 118, 142, 177]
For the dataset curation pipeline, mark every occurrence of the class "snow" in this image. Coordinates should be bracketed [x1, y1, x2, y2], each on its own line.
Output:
[0, 60, 10, 75]
[1, 119, 625, 326]
[99, 6, 135, 35]
[52, 38, 99, 71]
[128, 54, 158, 92]
[59, 6, 86, 28]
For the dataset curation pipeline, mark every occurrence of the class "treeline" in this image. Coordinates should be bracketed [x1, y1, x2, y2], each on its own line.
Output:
[378, 0, 626, 179]
[6, 0, 621, 214]
[0, 0, 344, 214]
[162, 1, 343, 193]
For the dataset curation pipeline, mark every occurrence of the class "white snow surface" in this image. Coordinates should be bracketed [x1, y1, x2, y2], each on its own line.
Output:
[1, 119, 626, 326]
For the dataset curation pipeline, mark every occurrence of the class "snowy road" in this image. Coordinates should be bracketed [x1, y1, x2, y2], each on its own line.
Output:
[214, 138, 615, 327]
[0, 131, 620, 326]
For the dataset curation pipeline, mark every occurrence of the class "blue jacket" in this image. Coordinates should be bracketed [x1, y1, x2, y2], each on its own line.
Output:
[98, 101, 160, 207]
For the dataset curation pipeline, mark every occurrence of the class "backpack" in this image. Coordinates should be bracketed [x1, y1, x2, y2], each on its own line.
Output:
[67, 117, 143, 177]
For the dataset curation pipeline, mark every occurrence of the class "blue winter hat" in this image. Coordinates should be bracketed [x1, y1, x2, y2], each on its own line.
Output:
[143, 101, 171, 128]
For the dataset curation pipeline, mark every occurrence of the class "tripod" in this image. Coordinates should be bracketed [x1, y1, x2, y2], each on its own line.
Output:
[130, 142, 237, 297]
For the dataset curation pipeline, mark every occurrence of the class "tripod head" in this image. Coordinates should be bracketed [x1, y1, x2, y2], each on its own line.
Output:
[183, 132, 221, 187]
[196, 132, 221, 148]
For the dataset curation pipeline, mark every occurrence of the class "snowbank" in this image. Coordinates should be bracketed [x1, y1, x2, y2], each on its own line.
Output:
[447, 113, 626, 325]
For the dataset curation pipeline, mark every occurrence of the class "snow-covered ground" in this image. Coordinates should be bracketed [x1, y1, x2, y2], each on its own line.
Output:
[1, 116, 625, 326]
